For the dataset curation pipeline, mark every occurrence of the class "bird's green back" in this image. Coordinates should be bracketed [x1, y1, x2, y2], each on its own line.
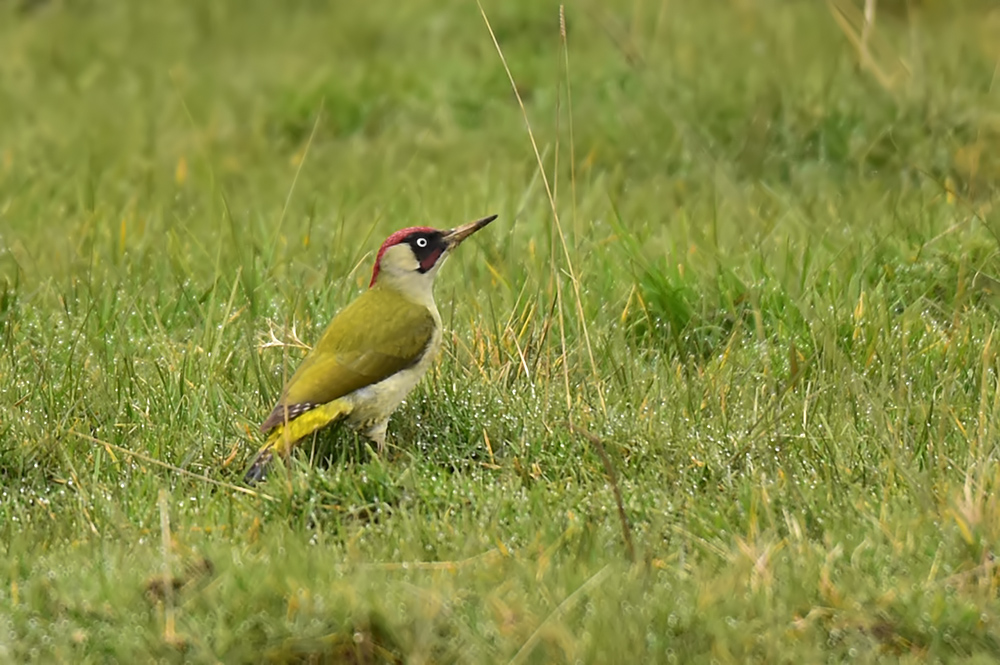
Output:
[261, 287, 436, 431]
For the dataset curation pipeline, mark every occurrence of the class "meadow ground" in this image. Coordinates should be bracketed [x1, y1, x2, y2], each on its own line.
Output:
[2, 0, 1000, 662]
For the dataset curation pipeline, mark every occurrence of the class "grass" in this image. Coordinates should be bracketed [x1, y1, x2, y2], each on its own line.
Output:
[2, 0, 1000, 661]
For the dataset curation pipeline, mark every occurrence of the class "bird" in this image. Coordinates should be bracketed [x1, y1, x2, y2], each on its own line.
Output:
[244, 213, 498, 484]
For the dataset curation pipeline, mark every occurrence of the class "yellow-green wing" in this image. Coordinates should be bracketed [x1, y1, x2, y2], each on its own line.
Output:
[261, 288, 435, 432]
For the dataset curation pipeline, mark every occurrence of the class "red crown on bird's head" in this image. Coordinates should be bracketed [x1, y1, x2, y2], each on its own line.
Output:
[369, 226, 438, 287]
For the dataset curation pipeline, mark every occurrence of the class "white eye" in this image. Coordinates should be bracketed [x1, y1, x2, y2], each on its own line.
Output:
[416, 238, 428, 248]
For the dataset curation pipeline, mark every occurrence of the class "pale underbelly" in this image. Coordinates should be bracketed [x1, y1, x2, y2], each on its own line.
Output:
[342, 335, 441, 435]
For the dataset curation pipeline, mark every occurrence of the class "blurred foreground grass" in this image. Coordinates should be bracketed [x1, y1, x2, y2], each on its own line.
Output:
[2, 0, 1000, 661]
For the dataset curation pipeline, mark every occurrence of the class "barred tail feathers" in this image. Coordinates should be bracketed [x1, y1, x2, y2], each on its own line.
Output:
[244, 399, 353, 484]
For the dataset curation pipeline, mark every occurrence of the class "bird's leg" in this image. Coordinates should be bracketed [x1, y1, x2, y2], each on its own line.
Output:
[363, 419, 389, 456]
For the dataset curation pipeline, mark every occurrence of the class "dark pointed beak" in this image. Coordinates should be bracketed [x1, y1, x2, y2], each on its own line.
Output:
[443, 214, 498, 248]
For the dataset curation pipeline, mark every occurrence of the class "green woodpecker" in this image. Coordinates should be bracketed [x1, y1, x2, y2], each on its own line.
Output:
[244, 214, 497, 483]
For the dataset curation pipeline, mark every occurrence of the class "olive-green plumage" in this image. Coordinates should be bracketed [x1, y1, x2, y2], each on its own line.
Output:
[261, 287, 436, 432]
[246, 286, 439, 483]
[244, 214, 497, 484]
